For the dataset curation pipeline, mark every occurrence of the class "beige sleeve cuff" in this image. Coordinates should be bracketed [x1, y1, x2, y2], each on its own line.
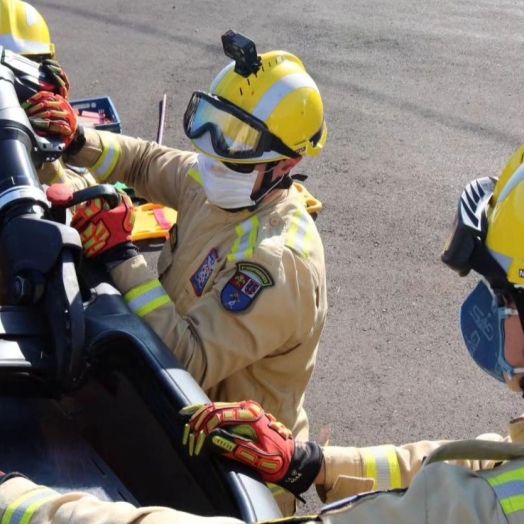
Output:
[317, 446, 374, 504]
[0, 476, 245, 524]
[37, 161, 63, 185]
[509, 415, 524, 442]
[109, 254, 157, 295]
[0, 476, 57, 516]
[66, 128, 105, 168]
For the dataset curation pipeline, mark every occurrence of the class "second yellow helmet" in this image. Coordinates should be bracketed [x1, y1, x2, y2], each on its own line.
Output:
[0, 0, 55, 59]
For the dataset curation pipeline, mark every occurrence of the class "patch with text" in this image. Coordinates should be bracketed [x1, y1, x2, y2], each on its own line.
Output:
[191, 249, 219, 296]
[220, 262, 274, 312]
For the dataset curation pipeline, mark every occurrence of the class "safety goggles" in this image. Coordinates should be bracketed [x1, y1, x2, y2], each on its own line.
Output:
[183, 91, 301, 160]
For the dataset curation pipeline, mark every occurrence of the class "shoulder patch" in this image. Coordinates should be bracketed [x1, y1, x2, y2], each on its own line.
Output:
[220, 262, 274, 312]
[191, 248, 218, 296]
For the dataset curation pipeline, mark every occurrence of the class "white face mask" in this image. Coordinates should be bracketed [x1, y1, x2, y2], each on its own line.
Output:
[197, 154, 258, 210]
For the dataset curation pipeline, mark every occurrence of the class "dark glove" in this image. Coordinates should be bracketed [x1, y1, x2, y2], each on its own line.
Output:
[39, 58, 71, 99]
[64, 188, 137, 262]
[179, 400, 323, 497]
[22, 92, 78, 148]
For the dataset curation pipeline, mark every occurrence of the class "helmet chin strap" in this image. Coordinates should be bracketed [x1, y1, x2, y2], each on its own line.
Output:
[250, 161, 280, 205]
[222, 161, 308, 213]
[251, 163, 308, 205]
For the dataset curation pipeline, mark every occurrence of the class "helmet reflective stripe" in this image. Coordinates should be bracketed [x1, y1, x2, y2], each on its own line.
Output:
[252, 73, 319, 123]
[0, 0, 54, 58]
[0, 33, 48, 53]
[23, 1, 38, 25]
[498, 163, 524, 203]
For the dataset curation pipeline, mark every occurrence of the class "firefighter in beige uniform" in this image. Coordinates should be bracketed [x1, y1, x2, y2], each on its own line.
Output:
[0, 0, 97, 192]
[27, 33, 328, 446]
[0, 0, 96, 303]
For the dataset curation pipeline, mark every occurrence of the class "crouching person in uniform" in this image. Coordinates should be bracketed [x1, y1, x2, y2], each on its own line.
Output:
[174, 169, 524, 522]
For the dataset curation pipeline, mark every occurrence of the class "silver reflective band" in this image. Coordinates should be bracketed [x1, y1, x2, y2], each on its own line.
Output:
[0, 186, 48, 213]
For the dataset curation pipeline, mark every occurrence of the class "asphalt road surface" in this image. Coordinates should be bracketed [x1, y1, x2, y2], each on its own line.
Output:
[38, 0, 524, 514]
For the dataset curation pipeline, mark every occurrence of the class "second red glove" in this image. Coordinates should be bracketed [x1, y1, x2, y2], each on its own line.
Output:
[23, 91, 78, 147]
[70, 192, 136, 258]
[180, 400, 323, 497]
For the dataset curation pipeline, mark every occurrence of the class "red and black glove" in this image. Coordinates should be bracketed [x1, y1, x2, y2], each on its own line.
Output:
[22, 91, 78, 148]
[47, 186, 138, 264]
[39, 58, 71, 99]
[179, 400, 323, 498]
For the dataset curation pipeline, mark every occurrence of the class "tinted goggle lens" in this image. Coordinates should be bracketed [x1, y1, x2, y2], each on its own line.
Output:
[184, 93, 264, 157]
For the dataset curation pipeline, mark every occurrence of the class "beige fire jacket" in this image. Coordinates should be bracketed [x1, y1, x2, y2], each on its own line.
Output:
[318, 414, 524, 504]
[2, 438, 524, 524]
[65, 129, 327, 441]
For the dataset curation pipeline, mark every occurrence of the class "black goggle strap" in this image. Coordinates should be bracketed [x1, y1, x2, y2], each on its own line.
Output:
[268, 134, 301, 159]
[512, 292, 524, 336]
[468, 240, 510, 294]
[252, 162, 279, 205]
[309, 121, 325, 147]
[270, 120, 325, 159]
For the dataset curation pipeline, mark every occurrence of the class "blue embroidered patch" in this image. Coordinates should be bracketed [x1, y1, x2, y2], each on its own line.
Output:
[191, 249, 218, 296]
[220, 262, 274, 312]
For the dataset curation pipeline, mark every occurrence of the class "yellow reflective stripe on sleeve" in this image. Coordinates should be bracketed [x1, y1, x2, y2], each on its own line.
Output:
[1, 488, 57, 524]
[124, 279, 171, 317]
[360, 446, 402, 490]
[488, 467, 524, 515]
[188, 168, 203, 186]
[227, 216, 260, 262]
[285, 207, 314, 258]
[267, 482, 286, 498]
[91, 132, 121, 182]
[50, 163, 66, 184]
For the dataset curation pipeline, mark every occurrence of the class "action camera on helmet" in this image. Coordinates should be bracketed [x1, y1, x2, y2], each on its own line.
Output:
[221, 30, 261, 77]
